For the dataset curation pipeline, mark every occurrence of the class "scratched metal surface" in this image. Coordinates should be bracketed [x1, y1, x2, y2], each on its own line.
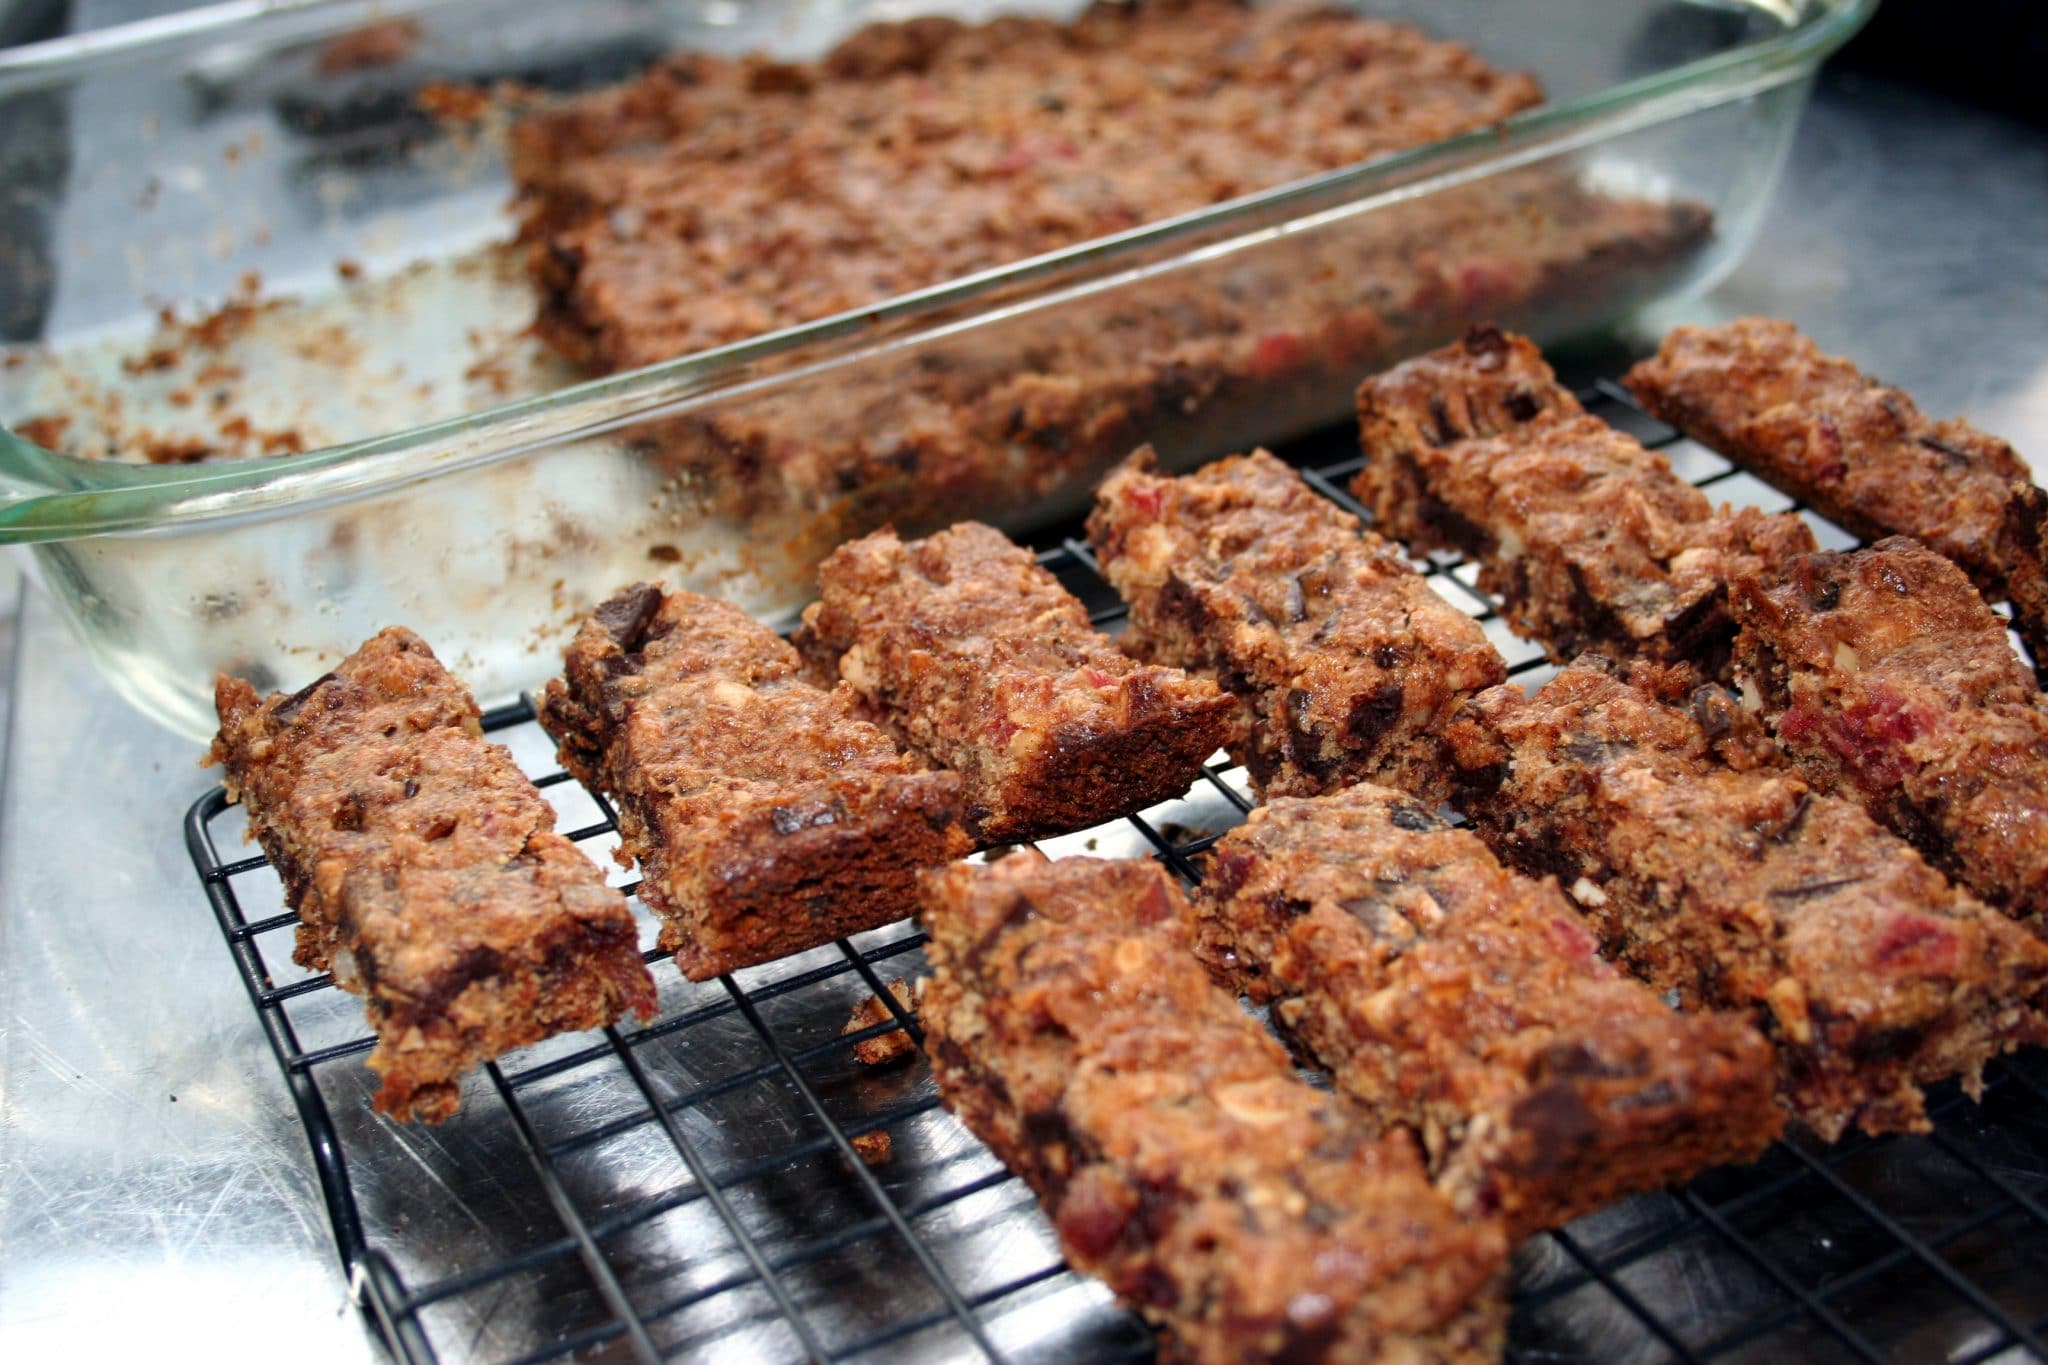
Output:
[5, 66, 2048, 1363]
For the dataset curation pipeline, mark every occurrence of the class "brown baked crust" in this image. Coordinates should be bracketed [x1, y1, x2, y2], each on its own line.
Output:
[1730, 537, 2048, 928]
[1195, 784, 1781, 1240]
[794, 521, 1236, 842]
[1350, 323, 1585, 542]
[1086, 447, 1505, 800]
[209, 628, 657, 1123]
[1354, 329, 1815, 674]
[513, 1, 1543, 373]
[1444, 660, 2048, 1142]
[1625, 317, 2048, 679]
[919, 854, 1508, 1364]
[536, 584, 971, 980]
[504, 4, 1710, 548]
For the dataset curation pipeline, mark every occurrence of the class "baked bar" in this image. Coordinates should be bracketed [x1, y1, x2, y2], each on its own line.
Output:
[1350, 323, 1585, 539]
[1730, 537, 2048, 928]
[536, 584, 971, 979]
[794, 521, 1235, 842]
[1086, 447, 1505, 799]
[1626, 317, 2048, 678]
[1195, 784, 1781, 1239]
[1354, 328, 1815, 673]
[1444, 660, 2048, 1141]
[920, 854, 1508, 1364]
[210, 628, 658, 1123]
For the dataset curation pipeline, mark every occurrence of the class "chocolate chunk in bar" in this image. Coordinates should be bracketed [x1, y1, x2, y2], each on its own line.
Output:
[1088, 447, 1504, 799]
[538, 585, 971, 980]
[920, 854, 1508, 1364]
[1731, 537, 2048, 928]
[1444, 660, 2048, 1141]
[1626, 317, 2048, 679]
[795, 521, 1236, 843]
[1355, 331, 1816, 674]
[1196, 783, 1781, 1239]
[210, 627, 657, 1123]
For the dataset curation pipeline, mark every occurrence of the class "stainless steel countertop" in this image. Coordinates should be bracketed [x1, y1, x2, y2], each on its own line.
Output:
[3, 66, 2045, 1360]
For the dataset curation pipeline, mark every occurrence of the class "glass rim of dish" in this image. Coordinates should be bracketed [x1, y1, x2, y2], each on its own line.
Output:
[0, 0, 1877, 543]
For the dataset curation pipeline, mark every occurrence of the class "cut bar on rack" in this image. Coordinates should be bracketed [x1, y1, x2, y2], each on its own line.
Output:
[538, 584, 972, 979]
[210, 628, 658, 1123]
[1353, 326, 1816, 673]
[919, 854, 1508, 1364]
[1194, 784, 1781, 1239]
[1349, 323, 1584, 538]
[794, 521, 1236, 843]
[1086, 447, 1504, 800]
[1443, 660, 2048, 1142]
[1625, 316, 2048, 679]
[1730, 537, 2048, 929]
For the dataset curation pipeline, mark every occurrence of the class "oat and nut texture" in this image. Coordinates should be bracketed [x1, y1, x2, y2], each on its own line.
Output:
[1195, 784, 1782, 1241]
[537, 584, 970, 980]
[795, 521, 1235, 842]
[1088, 447, 1504, 800]
[210, 627, 657, 1122]
[919, 854, 1508, 1364]
[1731, 537, 2048, 929]
[1354, 327, 1815, 675]
[513, 0, 1543, 372]
[508, 1, 1709, 536]
[1626, 317, 2048, 680]
[1445, 660, 2048, 1142]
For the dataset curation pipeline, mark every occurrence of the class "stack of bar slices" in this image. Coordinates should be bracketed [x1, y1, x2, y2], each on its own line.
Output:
[209, 319, 2048, 1363]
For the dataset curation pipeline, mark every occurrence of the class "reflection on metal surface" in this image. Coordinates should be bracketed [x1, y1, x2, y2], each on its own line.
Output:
[177, 383, 2048, 1363]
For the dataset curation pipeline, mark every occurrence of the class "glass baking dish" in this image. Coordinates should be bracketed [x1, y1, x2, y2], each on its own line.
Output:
[0, 0, 1874, 738]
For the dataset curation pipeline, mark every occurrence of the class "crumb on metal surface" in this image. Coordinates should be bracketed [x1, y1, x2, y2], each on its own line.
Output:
[843, 978, 920, 1067]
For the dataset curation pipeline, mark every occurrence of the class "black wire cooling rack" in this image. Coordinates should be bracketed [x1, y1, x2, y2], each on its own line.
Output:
[184, 381, 2048, 1364]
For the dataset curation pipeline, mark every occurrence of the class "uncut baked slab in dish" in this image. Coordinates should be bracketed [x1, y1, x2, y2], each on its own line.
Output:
[0, 0, 1871, 738]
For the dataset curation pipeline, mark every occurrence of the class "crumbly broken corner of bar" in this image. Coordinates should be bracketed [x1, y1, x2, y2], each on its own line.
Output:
[844, 978, 921, 1067]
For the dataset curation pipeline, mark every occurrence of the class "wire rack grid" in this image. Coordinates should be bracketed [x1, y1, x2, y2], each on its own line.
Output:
[184, 382, 2048, 1364]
